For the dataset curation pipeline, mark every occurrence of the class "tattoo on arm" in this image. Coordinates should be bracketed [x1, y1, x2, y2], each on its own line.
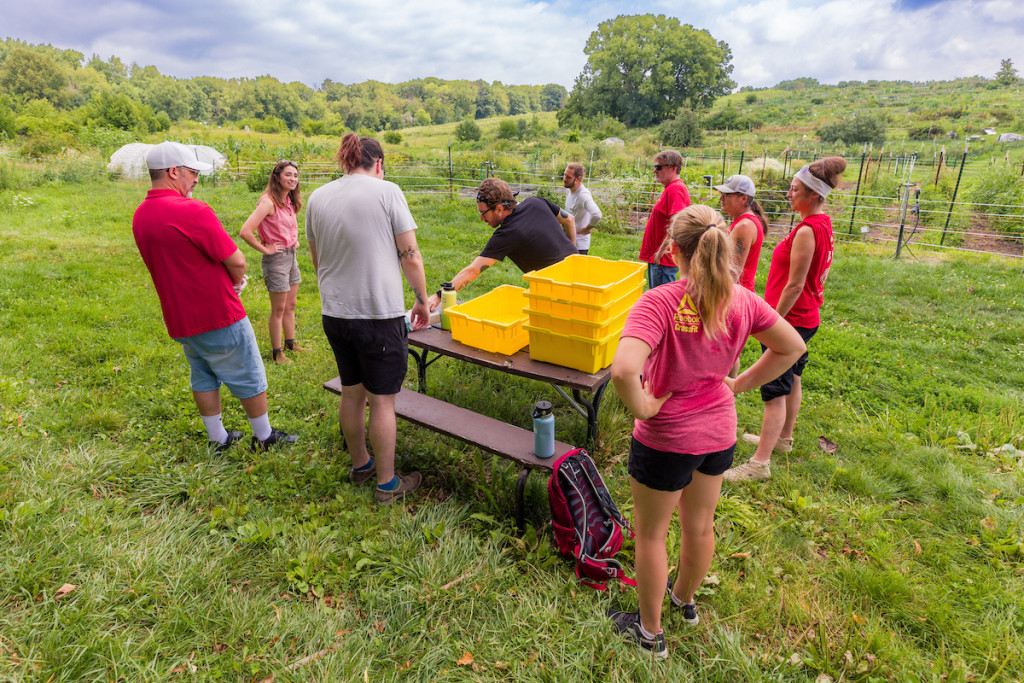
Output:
[478, 264, 489, 274]
[734, 238, 745, 256]
[398, 246, 419, 260]
[414, 291, 426, 305]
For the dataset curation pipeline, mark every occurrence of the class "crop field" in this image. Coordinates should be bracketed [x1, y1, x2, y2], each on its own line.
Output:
[1, 167, 1023, 681]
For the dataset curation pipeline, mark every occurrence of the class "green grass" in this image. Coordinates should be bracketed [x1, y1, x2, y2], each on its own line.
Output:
[1, 173, 1023, 681]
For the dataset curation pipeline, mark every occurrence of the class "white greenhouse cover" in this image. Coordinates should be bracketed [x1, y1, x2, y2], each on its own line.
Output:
[107, 142, 228, 178]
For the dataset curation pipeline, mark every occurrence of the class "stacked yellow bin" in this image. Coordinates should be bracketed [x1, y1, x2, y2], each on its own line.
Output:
[522, 255, 645, 373]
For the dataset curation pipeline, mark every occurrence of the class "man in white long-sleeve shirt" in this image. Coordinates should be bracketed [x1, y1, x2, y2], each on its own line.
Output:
[562, 163, 603, 255]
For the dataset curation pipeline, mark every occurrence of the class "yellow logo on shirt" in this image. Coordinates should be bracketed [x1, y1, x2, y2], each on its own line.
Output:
[674, 293, 702, 333]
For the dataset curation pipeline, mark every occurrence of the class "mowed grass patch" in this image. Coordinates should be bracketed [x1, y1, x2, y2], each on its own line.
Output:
[1, 176, 1023, 680]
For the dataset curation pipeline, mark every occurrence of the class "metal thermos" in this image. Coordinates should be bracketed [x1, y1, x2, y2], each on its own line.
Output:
[532, 400, 555, 458]
[440, 282, 456, 331]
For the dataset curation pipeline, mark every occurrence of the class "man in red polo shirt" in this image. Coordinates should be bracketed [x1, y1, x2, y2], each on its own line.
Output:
[638, 150, 691, 289]
[132, 142, 297, 452]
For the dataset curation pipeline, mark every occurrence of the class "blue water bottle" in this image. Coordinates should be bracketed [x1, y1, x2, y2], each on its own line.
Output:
[532, 400, 555, 459]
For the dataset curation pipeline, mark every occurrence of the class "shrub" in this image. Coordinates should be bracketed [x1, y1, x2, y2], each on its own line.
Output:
[965, 165, 1024, 236]
[496, 119, 517, 140]
[817, 115, 887, 145]
[20, 131, 77, 158]
[246, 163, 273, 193]
[383, 130, 403, 144]
[454, 119, 481, 142]
[565, 129, 581, 143]
[252, 116, 287, 134]
[658, 108, 704, 147]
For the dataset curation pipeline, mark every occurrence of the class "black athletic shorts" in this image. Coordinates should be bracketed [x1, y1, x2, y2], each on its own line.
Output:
[628, 436, 735, 492]
[760, 325, 818, 403]
[322, 315, 408, 395]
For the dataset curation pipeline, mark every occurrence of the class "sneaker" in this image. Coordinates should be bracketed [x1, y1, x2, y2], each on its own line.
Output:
[722, 458, 771, 482]
[665, 580, 699, 625]
[373, 472, 422, 505]
[741, 433, 793, 452]
[606, 609, 668, 660]
[209, 430, 243, 453]
[251, 428, 299, 452]
[349, 459, 376, 485]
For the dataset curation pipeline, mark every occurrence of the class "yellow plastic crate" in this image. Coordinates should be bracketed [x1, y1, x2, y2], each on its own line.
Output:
[446, 285, 529, 355]
[523, 255, 645, 307]
[524, 323, 621, 374]
[524, 286, 642, 325]
[524, 305, 630, 341]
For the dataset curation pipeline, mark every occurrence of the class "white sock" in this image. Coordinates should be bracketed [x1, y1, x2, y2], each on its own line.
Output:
[202, 414, 228, 443]
[637, 619, 660, 639]
[248, 413, 273, 441]
[670, 590, 688, 608]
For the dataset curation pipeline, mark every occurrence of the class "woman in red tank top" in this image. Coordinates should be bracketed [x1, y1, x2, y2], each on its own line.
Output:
[724, 157, 847, 482]
[714, 174, 766, 294]
[240, 161, 305, 365]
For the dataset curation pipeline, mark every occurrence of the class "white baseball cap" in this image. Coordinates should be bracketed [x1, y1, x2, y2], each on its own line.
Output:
[713, 174, 756, 197]
[145, 141, 213, 172]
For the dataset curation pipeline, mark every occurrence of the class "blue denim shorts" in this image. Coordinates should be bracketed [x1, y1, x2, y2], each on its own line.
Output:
[646, 263, 679, 289]
[174, 317, 268, 399]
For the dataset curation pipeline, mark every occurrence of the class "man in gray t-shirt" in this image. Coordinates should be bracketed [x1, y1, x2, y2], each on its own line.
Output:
[562, 163, 602, 255]
[305, 134, 429, 505]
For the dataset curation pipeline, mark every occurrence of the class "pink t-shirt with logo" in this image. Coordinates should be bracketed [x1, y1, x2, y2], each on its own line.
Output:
[621, 281, 780, 454]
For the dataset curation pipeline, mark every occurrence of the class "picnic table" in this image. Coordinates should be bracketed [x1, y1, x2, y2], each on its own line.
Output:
[323, 325, 614, 529]
[406, 326, 612, 448]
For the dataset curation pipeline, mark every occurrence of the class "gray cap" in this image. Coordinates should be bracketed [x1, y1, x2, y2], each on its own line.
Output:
[713, 174, 756, 197]
[145, 141, 213, 172]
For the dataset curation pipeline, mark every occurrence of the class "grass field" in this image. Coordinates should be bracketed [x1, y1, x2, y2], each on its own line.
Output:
[1, 174, 1024, 681]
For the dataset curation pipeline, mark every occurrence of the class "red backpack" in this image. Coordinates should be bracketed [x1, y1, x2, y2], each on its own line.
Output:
[548, 448, 637, 591]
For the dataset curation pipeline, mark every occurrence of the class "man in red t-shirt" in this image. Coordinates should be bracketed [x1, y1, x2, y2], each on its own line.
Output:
[132, 142, 297, 453]
[639, 150, 691, 289]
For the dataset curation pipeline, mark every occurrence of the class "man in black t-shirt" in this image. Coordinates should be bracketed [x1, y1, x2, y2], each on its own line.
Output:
[428, 177, 576, 311]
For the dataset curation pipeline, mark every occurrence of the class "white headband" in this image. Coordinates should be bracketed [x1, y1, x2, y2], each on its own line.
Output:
[795, 166, 832, 199]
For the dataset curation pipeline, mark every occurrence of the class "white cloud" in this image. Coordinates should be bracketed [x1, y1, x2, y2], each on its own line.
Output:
[6, 0, 1024, 89]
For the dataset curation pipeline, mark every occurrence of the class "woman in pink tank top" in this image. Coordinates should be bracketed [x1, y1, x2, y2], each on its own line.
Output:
[240, 160, 305, 365]
[724, 157, 847, 483]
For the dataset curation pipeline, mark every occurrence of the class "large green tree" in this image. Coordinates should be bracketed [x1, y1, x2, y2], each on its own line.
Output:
[561, 14, 733, 128]
[0, 48, 68, 105]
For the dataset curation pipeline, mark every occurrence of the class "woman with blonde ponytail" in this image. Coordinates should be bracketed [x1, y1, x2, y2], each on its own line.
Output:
[607, 205, 805, 658]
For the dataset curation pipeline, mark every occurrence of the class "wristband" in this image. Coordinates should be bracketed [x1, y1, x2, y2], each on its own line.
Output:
[435, 289, 442, 299]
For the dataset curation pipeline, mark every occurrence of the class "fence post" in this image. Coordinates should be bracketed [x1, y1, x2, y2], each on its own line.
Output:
[939, 148, 968, 246]
[848, 151, 867, 234]
[721, 145, 727, 184]
[448, 141, 453, 197]
[737, 147, 745, 176]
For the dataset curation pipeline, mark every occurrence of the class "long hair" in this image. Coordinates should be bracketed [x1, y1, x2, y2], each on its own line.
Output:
[336, 132, 384, 173]
[265, 160, 301, 211]
[668, 205, 734, 339]
[743, 196, 769, 232]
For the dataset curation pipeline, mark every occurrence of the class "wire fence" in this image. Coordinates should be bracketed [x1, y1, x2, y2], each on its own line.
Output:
[230, 146, 1024, 260]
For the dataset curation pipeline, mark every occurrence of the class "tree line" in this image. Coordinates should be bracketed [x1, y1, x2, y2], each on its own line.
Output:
[0, 38, 567, 139]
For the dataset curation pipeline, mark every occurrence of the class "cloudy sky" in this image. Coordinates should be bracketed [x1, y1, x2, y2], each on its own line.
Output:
[7, 0, 1023, 89]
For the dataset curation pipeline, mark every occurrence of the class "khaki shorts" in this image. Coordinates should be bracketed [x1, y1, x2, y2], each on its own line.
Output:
[261, 247, 301, 293]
